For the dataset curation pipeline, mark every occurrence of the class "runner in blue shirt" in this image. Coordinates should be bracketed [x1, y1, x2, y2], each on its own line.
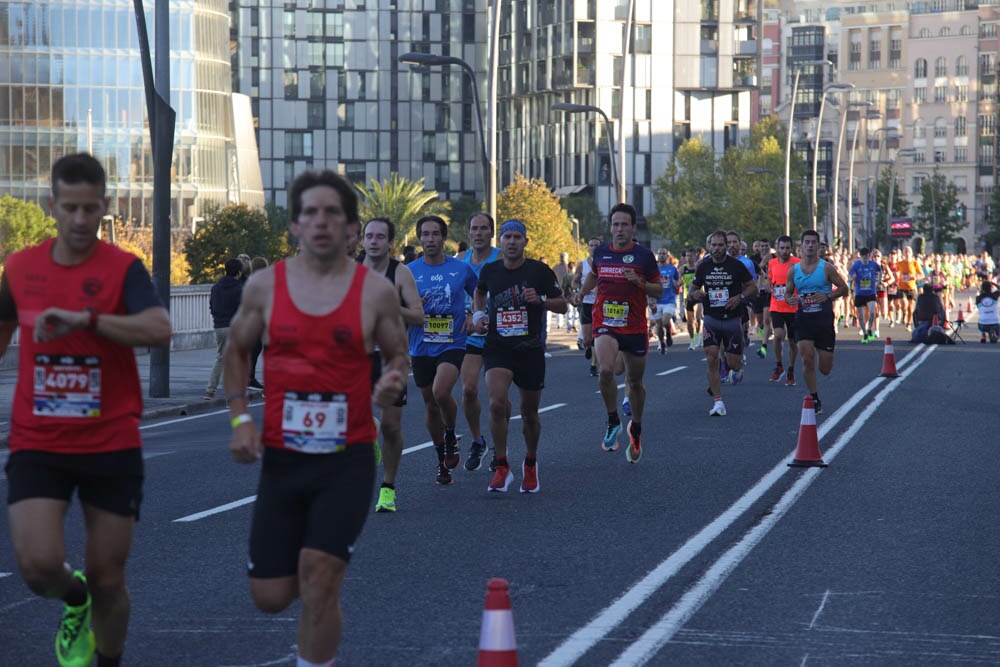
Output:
[408, 215, 478, 486]
[848, 247, 881, 343]
[459, 213, 501, 473]
[652, 248, 680, 354]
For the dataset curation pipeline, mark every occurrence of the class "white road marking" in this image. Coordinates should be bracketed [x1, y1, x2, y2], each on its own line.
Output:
[540, 344, 929, 666]
[656, 366, 687, 376]
[606, 345, 936, 666]
[176, 403, 568, 521]
[0, 572, 12, 579]
[809, 590, 832, 630]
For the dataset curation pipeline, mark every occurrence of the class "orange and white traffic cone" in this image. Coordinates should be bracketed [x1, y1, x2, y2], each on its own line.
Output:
[967, 296, 973, 314]
[879, 337, 899, 378]
[788, 396, 827, 468]
[477, 578, 518, 667]
[957, 309, 965, 326]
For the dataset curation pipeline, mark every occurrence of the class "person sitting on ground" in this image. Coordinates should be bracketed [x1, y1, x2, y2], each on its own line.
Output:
[976, 280, 1000, 344]
[913, 283, 945, 328]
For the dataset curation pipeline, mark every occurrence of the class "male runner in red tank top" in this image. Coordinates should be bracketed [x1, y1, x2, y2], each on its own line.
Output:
[1, 153, 171, 667]
[223, 170, 408, 667]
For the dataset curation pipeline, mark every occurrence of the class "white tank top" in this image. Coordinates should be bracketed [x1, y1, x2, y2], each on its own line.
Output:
[581, 258, 596, 304]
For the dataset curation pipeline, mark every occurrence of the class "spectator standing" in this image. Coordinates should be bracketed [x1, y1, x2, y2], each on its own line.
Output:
[204, 258, 244, 399]
[977, 280, 1000, 343]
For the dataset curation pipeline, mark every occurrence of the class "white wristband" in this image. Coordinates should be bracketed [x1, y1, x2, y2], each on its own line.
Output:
[473, 310, 488, 324]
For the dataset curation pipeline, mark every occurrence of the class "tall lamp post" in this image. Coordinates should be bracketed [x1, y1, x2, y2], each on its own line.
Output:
[785, 59, 832, 236]
[865, 127, 899, 246]
[846, 110, 881, 252]
[398, 52, 496, 225]
[812, 82, 854, 232]
[914, 170, 938, 253]
[831, 101, 871, 245]
[886, 147, 917, 249]
[552, 103, 625, 205]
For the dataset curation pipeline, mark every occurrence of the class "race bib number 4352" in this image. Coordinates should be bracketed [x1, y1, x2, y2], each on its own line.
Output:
[33, 354, 101, 418]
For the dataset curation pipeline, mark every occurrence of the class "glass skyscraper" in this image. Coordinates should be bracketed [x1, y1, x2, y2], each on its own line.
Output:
[0, 0, 262, 231]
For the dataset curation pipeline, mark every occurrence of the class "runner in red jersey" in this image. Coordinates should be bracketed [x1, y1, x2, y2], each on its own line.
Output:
[0, 153, 170, 667]
[578, 203, 662, 462]
[224, 170, 407, 667]
[767, 235, 801, 386]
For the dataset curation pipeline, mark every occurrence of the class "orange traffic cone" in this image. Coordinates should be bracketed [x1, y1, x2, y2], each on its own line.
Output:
[967, 296, 973, 314]
[957, 309, 965, 325]
[788, 396, 827, 468]
[932, 315, 940, 328]
[477, 579, 518, 667]
[879, 337, 899, 378]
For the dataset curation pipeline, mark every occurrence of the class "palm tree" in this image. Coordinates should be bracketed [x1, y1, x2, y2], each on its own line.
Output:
[356, 173, 450, 253]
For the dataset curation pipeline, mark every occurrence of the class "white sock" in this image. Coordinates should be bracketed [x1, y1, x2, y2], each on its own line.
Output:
[297, 657, 333, 667]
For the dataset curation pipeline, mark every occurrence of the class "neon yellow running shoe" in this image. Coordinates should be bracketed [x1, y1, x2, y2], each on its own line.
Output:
[375, 486, 396, 513]
[56, 571, 95, 667]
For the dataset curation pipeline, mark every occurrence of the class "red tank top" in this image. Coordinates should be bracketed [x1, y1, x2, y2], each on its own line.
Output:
[5, 239, 143, 454]
[262, 260, 375, 452]
[768, 257, 800, 314]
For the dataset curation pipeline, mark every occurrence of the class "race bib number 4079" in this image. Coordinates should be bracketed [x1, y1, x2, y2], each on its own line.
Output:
[33, 354, 101, 418]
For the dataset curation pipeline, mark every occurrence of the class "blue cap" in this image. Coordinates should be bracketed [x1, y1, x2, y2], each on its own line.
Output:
[499, 219, 527, 237]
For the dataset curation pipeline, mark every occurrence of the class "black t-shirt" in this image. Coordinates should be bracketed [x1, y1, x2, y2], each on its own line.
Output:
[477, 258, 562, 350]
[691, 255, 753, 320]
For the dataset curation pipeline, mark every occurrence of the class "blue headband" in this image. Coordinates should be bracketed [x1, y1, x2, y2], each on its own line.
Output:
[500, 219, 527, 237]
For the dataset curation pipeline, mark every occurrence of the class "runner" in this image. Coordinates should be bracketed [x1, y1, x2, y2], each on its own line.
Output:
[895, 246, 921, 331]
[652, 247, 680, 354]
[571, 237, 603, 377]
[361, 217, 424, 513]
[577, 203, 662, 461]
[689, 230, 758, 416]
[471, 219, 566, 492]
[458, 213, 502, 472]
[767, 235, 800, 386]
[848, 247, 881, 343]
[751, 238, 774, 359]
[224, 170, 408, 667]
[407, 215, 478, 485]
[784, 229, 850, 415]
[681, 248, 703, 349]
[1, 153, 171, 667]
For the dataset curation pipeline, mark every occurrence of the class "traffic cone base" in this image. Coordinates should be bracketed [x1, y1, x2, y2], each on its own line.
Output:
[789, 396, 827, 468]
[879, 337, 899, 378]
[478, 578, 518, 667]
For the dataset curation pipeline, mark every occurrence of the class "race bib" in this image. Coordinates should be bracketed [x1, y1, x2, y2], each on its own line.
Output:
[708, 288, 729, 308]
[602, 300, 629, 327]
[800, 294, 822, 314]
[860, 279, 872, 289]
[901, 272, 911, 282]
[497, 309, 529, 337]
[423, 315, 454, 344]
[772, 285, 786, 301]
[282, 391, 348, 454]
[33, 355, 101, 418]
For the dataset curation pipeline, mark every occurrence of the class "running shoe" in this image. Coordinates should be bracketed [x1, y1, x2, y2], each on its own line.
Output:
[465, 437, 488, 471]
[622, 396, 632, 417]
[520, 461, 539, 493]
[756, 344, 767, 359]
[813, 398, 824, 415]
[488, 454, 498, 472]
[625, 421, 642, 463]
[443, 431, 461, 470]
[589, 364, 598, 377]
[666, 329, 674, 347]
[728, 369, 744, 385]
[375, 486, 397, 513]
[602, 421, 621, 452]
[873, 328, 880, 339]
[56, 571, 94, 667]
[688, 339, 697, 351]
[435, 463, 453, 486]
[658, 341, 665, 355]
[695, 332, 703, 348]
[769, 364, 785, 383]
[709, 400, 727, 417]
[585, 346, 593, 360]
[488, 464, 514, 492]
[757, 327, 765, 339]
[785, 368, 796, 386]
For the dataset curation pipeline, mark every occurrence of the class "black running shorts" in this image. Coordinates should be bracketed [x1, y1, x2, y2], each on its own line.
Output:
[579, 302, 594, 325]
[770, 311, 797, 340]
[410, 349, 465, 388]
[248, 445, 375, 578]
[593, 329, 649, 356]
[6, 448, 144, 519]
[483, 346, 546, 391]
[795, 316, 836, 352]
[702, 315, 745, 355]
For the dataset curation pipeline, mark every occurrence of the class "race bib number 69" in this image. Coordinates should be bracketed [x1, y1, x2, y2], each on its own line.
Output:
[282, 391, 348, 454]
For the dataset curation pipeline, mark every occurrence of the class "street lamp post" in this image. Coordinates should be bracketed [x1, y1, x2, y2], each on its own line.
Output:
[398, 52, 496, 225]
[886, 147, 917, 249]
[831, 101, 871, 246]
[866, 127, 899, 247]
[811, 82, 854, 232]
[785, 59, 831, 236]
[846, 110, 881, 252]
[914, 171, 938, 253]
[552, 103, 624, 205]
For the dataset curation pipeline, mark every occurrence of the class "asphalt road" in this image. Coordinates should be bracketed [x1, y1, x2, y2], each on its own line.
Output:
[1, 327, 999, 666]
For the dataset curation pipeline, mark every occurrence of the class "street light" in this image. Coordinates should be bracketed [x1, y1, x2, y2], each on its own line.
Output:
[846, 110, 881, 252]
[745, 167, 785, 223]
[398, 52, 496, 225]
[914, 170, 938, 253]
[785, 59, 832, 236]
[886, 147, 917, 248]
[811, 82, 854, 232]
[831, 101, 871, 245]
[865, 127, 900, 246]
[552, 102, 624, 206]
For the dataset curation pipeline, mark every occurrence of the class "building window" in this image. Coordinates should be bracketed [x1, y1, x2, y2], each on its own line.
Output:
[887, 89, 901, 109]
[956, 56, 968, 76]
[914, 125, 926, 139]
[284, 71, 298, 99]
[914, 87, 926, 104]
[913, 151, 926, 164]
[981, 23, 998, 38]
[285, 131, 313, 159]
[956, 84, 968, 102]
[935, 57, 947, 77]
[933, 86, 946, 103]
[955, 147, 967, 162]
[955, 116, 967, 136]
[308, 102, 325, 129]
[914, 58, 927, 78]
[934, 121, 947, 138]
[934, 150, 945, 163]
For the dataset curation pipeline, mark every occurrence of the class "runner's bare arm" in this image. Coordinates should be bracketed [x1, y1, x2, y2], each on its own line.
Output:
[33, 305, 170, 347]
[371, 276, 409, 408]
[394, 263, 425, 327]
[827, 262, 851, 299]
[225, 271, 270, 463]
[0, 320, 15, 358]
[785, 270, 798, 307]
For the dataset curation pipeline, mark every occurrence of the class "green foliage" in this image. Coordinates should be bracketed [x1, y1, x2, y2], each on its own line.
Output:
[446, 195, 484, 247]
[648, 137, 725, 249]
[871, 165, 912, 249]
[356, 173, 450, 253]
[0, 195, 56, 262]
[184, 203, 290, 284]
[265, 201, 293, 250]
[914, 169, 962, 253]
[497, 173, 575, 263]
[983, 187, 1000, 251]
[560, 194, 604, 259]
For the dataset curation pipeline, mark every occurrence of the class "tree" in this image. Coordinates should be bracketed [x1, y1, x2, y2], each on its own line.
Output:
[446, 195, 484, 248]
[872, 165, 912, 249]
[648, 137, 725, 249]
[111, 222, 191, 285]
[497, 173, 575, 262]
[560, 194, 603, 258]
[184, 203, 290, 284]
[356, 173, 450, 253]
[265, 201, 293, 251]
[983, 187, 1000, 253]
[914, 169, 962, 253]
[0, 195, 56, 263]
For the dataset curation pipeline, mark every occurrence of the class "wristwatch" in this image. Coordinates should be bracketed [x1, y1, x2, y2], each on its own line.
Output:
[539, 294, 547, 303]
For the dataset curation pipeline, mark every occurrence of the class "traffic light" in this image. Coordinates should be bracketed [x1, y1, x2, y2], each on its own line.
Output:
[956, 203, 967, 219]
